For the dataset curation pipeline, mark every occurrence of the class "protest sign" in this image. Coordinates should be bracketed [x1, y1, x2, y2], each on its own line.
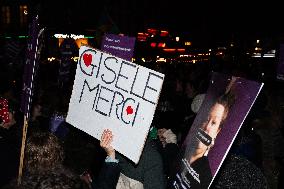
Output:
[66, 45, 164, 163]
[101, 34, 136, 61]
[171, 72, 263, 189]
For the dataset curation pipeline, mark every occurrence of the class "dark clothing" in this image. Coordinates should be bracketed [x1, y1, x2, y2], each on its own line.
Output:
[156, 141, 180, 178]
[0, 126, 20, 188]
[92, 162, 121, 189]
[28, 116, 50, 135]
[168, 154, 268, 189]
[171, 156, 212, 189]
[231, 129, 263, 168]
[117, 138, 165, 189]
[188, 156, 212, 188]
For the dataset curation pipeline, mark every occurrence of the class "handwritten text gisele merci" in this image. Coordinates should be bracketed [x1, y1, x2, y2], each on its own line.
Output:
[78, 49, 164, 127]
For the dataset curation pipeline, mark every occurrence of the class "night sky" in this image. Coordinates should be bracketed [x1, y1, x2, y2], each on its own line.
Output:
[39, 0, 283, 46]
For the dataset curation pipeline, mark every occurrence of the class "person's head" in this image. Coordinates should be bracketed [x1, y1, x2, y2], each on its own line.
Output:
[31, 103, 42, 121]
[196, 92, 235, 153]
[24, 131, 64, 174]
[201, 103, 226, 141]
[202, 93, 235, 139]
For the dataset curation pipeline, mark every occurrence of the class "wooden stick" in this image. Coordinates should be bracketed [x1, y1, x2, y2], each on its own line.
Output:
[17, 115, 28, 185]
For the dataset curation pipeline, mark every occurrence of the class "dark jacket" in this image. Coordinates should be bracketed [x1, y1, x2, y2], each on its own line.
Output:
[170, 156, 211, 189]
[116, 138, 166, 189]
[92, 162, 121, 189]
[0, 126, 20, 188]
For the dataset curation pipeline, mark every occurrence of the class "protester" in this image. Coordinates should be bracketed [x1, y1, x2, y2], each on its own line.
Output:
[115, 134, 166, 189]
[91, 129, 121, 189]
[2, 24, 284, 189]
[0, 80, 18, 129]
[79, 129, 121, 189]
[3, 129, 121, 189]
[0, 81, 21, 188]
[23, 131, 65, 174]
[28, 100, 50, 134]
[1, 130, 80, 188]
[5, 170, 85, 189]
[157, 127, 180, 185]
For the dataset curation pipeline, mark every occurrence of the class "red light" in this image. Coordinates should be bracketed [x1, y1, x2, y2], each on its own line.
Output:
[147, 28, 158, 35]
[163, 48, 175, 52]
[160, 30, 169, 37]
[177, 49, 185, 52]
[163, 48, 185, 52]
[150, 42, 157, 48]
[157, 43, 166, 48]
[137, 32, 149, 42]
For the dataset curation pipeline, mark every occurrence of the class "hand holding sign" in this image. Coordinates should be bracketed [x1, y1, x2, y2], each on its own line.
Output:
[100, 129, 115, 159]
[66, 46, 164, 163]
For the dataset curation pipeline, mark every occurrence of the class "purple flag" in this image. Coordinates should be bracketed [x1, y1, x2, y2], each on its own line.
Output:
[20, 16, 44, 119]
[101, 34, 136, 61]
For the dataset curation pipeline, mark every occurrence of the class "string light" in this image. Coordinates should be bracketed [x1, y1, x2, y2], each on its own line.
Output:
[54, 34, 85, 40]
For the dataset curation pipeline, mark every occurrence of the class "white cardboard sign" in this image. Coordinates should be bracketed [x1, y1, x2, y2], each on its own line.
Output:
[66, 46, 164, 163]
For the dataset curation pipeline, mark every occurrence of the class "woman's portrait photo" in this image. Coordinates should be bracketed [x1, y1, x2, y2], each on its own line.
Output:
[173, 73, 263, 189]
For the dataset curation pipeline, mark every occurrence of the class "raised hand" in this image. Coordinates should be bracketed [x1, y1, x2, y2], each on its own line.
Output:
[100, 129, 115, 159]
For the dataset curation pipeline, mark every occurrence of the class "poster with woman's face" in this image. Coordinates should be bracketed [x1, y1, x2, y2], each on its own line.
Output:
[172, 72, 263, 189]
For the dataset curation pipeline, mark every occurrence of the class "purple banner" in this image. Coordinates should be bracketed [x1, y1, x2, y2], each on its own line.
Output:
[171, 72, 263, 189]
[101, 33, 136, 61]
[20, 16, 43, 118]
[277, 44, 284, 80]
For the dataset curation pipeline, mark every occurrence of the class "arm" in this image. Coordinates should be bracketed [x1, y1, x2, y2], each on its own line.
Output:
[158, 129, 180, 177]
[94, 129, 121, 189]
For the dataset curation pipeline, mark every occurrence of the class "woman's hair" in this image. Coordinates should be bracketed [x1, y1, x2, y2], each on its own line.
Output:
[212, 154, 268, 188]
[4, 132, 87, 189]
[215, 91, 236, 127]
[25, 131, 64, 174]
[5, 171, 85, 189]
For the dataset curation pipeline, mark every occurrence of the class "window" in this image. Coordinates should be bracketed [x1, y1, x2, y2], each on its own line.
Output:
[19, 5, 28, 25]
[1, 6, 11, 24]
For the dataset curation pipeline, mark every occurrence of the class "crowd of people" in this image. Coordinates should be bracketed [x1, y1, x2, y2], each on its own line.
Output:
[1, 40, 284, 189]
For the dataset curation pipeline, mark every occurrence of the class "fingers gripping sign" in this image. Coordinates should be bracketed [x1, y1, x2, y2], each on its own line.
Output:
[100, 129, 115, 160]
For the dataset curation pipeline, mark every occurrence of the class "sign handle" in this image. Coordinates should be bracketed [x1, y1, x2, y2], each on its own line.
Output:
[17, 115, 29, 185]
